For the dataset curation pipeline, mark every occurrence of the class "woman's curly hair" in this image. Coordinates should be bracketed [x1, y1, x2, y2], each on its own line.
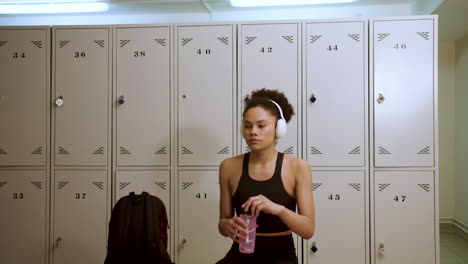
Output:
[242, 88, 295, 123]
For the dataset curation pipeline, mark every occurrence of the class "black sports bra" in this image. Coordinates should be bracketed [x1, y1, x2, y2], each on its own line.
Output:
[232, 152, 297, 233]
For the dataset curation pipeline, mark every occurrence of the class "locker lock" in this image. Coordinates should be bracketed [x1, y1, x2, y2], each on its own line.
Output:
[180, 238, 187, 249]
[56, 237, 62, 248]
[310, 241, 318, 253]
[55, 96, 64, 107]
[309, 93, 317, 103]
[244, 94, 250, 103]
[118, 95, 125, 105]
[378, 242, 385, 256]
[377, 94, 385, 104]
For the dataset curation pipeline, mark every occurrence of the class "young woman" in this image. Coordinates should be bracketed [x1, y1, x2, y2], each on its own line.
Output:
[217, 89, 315, 264]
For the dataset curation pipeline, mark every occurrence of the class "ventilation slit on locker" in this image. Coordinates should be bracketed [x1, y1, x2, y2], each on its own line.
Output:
[155, 39, 167, 46]
[284, 146, 294, 154]
[31, 41, 43, 48]
[181, 147, 193, 155]
[120, 182, 131, 190]
[0, 41, 7, 47]
[120, 40, 131, 47]
[58, 147, 70, 155]
[155, 182, 167, 190]
[0, 148, 7, 154]
[31, 182, 43, 189]
[32, 147, 43, 155]
[181, 182, 193, 190]
[120, 147, 131, 155]
[155, 147, 167, 155]
[217, 146, 230, 155]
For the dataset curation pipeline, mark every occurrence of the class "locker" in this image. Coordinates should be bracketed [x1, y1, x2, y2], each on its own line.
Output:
[239, 23, 300, 156]
[372, 19, 435, 167]
[0, 28, 49, 166]
[53, 27, 111, 166]
[52, 170, 108, 264]
[305, 21, 366, 167]
[115, 26, 171, 167]
[115, 170, 172, 254]
[374, 171, 435, 264]
[176, 25, 235, 166]
[177, 170, 231, 264]
[0, 170, 47, 264]
[305, 171, 367, 264]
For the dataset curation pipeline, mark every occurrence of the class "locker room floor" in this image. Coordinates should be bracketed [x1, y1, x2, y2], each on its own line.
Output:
[440, 225, 468, 264]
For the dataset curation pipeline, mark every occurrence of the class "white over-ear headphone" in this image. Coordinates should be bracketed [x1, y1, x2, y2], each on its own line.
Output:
[240, 99, 287, 139]
[268, 99, 287, 138]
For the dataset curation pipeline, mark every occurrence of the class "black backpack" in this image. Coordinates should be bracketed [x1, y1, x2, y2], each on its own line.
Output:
[105, 192, 174, 264]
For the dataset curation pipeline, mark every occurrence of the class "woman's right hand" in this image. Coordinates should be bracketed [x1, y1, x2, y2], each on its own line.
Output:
[220, 217, 248, 243]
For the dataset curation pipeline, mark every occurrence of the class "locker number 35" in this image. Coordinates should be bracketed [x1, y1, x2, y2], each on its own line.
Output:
[13, 193, 24, 199]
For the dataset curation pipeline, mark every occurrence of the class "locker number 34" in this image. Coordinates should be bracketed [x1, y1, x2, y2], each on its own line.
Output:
[13, 52, 26, 58]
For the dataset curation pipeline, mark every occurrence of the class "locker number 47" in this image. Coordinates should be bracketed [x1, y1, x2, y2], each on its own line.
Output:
[394, 195, 406, 202]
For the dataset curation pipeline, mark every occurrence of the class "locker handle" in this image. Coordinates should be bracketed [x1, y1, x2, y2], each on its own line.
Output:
[179, 238, 187, 250]
[309, 93, 317, 103]
[56, 237, 62, 248]
[55, 96, 64, 107]
[310, 241, 318, 253]
[379, 242, 385, 256]
[377, 94, 385, 104]
[118, 95, 125, 105]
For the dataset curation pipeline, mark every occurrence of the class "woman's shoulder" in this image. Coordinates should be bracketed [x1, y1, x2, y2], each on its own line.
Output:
[219, 154, 244, 173]
[283, 154, 310, 174]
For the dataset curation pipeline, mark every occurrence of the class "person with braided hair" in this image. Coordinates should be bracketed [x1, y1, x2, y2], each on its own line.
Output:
[217, 89, 315, 264]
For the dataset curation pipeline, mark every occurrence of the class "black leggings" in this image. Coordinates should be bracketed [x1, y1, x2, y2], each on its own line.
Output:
[216, 235, 298, 264]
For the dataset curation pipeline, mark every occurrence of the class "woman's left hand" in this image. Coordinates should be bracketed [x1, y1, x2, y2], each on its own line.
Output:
[242, 195, 285, 216]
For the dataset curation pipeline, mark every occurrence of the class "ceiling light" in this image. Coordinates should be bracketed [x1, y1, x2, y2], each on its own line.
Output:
[0, 2, 109, 14]
[231, 0, 357, 7]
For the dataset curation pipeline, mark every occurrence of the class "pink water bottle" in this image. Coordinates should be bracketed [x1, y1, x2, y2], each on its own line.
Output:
[239, 213, 257, 254]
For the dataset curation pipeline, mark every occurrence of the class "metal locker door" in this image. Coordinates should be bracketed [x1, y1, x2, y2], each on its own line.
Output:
[53, 27, 110, 166]
[240, 23, 300, 156]
[305, 21, 366, 167]
[374, 171, 435, 264]
[115, 170, 171, 254]
[0, 170, 47, 264]
[177, 25, 235, 166]
[177, 170, 231, 264]
[305, 171, 366, 264]
[115, 27, 170, 166]
[372, 19, 435, 167]
[0, 28, 49, 166]
[53, 170, 108, 264]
